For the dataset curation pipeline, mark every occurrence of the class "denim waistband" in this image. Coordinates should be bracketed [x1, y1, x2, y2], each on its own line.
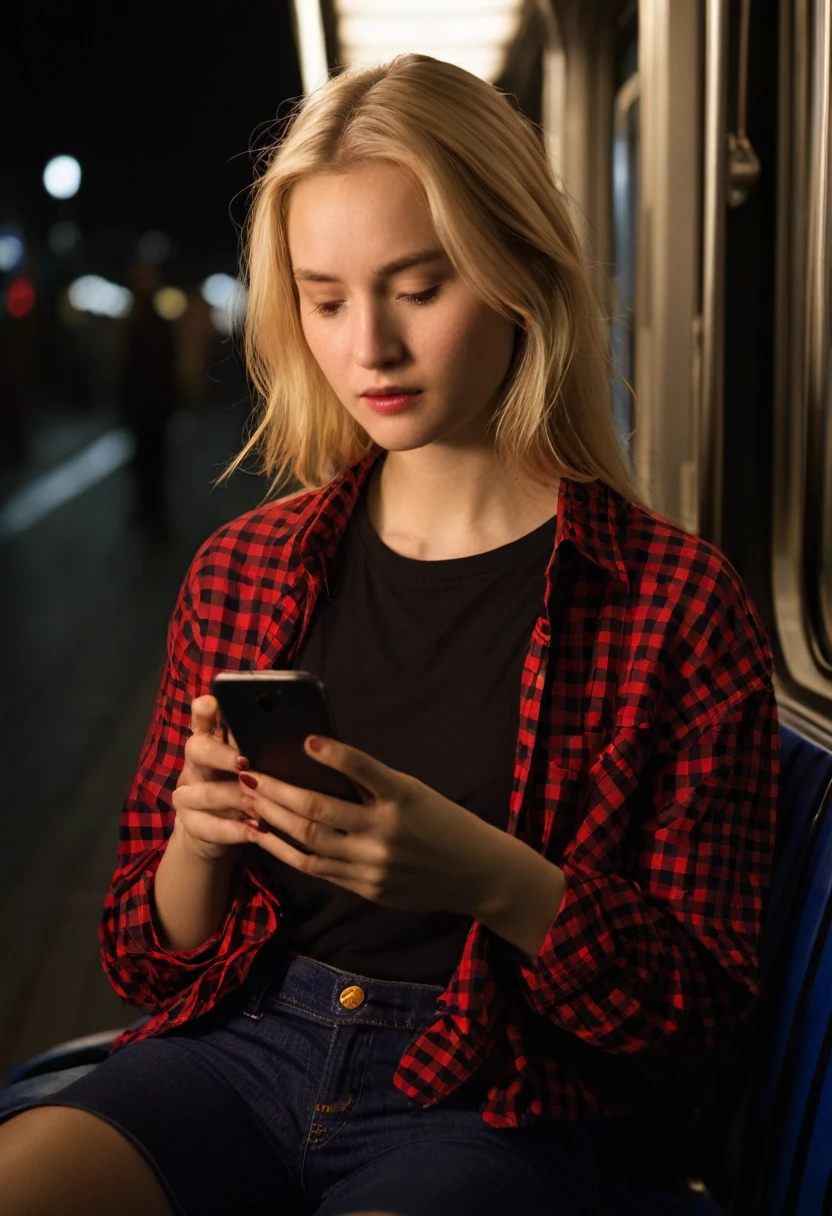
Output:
[243, 948, 447, 1033]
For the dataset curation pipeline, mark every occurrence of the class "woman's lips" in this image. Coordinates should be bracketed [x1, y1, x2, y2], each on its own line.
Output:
[362, 391, 423, 414]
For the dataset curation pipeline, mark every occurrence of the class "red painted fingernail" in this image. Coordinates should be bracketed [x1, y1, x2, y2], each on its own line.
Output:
[306, 735, 322, 752]
[235, 756, 250, 771]
[239, 773, 258, 790]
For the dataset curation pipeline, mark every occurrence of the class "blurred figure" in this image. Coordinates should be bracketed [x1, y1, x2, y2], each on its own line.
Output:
[176, 286, 214, 410]
[57, 288, 95, 413]
[119, 260, 180, 543]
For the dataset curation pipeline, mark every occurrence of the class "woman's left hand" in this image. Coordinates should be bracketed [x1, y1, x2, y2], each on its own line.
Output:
[238, 735, 505, 917]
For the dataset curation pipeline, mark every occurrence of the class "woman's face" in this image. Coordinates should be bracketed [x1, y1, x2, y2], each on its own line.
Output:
[286, 162, 517, 454]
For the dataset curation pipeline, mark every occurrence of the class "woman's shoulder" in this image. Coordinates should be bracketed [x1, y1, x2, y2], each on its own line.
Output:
[184, 484, 325, 591]
[622, 493, 754, 608]
[621, 494, 745, 594]
[615, 491, 774, 689]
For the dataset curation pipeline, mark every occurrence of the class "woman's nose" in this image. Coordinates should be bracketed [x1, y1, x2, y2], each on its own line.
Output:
[352, 305, 405, 369]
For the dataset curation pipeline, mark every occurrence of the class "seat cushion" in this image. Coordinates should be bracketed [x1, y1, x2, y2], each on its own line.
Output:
[0, 1064, 99, 1120]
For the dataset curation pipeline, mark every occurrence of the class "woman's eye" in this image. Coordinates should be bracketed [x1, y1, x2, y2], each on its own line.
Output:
[310, 285, 441, 318]
[311, 300, 343, 317]
[403, 286, 442, 307]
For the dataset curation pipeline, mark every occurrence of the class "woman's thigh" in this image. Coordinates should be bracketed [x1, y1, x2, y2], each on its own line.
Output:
[0, 1105, 177, 1216]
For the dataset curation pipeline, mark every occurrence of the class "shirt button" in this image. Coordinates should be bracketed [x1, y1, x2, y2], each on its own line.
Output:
[339, 985, 366, 1010]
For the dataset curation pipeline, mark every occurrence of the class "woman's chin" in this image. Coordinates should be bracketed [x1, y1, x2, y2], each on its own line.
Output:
[360, 416, 440, 453]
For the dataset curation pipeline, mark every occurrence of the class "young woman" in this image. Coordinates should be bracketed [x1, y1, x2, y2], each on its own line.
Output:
[0, 53, 778, 1216]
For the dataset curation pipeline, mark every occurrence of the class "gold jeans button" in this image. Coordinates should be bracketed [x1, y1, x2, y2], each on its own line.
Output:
[339, 984, 366, 1010]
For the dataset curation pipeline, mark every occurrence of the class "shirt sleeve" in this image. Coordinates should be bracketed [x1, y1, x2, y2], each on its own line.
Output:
[98, 564, 271, 1011]
[506, 576, 779, 1060]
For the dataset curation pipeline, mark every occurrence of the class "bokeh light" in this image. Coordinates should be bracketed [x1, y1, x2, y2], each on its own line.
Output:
[154, 286, 187, 320]
[202, 273, 247, 334]
[200, 273, 238, 307]
[43, 155, 82, 200]
[68, 274, 132, 318]
[6, 277, 36, 318]
[0, 228, 25, 273]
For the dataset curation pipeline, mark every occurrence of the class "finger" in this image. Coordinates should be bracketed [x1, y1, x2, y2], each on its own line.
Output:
[244, 773, 373, 835]
[303, 737, 398, 800]
[240, 791, 372, 861]
[181, 698, 246, 786]
[185, 729, 242, 776]
[245, 820, 370, 884]
[180, 808, 262, 848]
[173, 779, 250, 818]
[191, 695, 219, 733]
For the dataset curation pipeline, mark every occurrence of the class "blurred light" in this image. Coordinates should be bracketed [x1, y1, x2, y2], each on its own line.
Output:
[48, 220, 82, 256]
[137, 229, 172, 264]
[6, 277, 35, 318]
[333, 0, 523, 82]
[0, 228, 25, 272]
[202, 274, 247, 334]
[293, 0, 330, 93]
[43, 155, 82, 200]
[68, 274, 132, 318]
[209, 306, 231, 335]
[154, 286, 187, 320]
[201, 273, 238, 307]
[0, 430, 135, 542]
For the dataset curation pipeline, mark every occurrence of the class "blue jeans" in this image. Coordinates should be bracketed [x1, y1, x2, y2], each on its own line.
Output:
[0, 949, 612, 1215]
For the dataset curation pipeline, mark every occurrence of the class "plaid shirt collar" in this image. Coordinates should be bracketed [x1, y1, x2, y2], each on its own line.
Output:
[292, 446, 630, 593]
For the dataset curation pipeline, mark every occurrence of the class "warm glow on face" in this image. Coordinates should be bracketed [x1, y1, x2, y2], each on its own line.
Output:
[287, 162, 516, 455]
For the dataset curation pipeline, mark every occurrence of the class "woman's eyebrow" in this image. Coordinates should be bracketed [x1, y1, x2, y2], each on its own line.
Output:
[292, 248, 446, 284]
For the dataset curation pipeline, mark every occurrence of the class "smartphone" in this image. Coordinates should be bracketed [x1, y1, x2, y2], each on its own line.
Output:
[210, 670, 363, 853]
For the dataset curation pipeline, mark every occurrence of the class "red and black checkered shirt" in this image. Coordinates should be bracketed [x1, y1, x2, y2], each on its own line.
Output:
[100, 447, 779, 1126]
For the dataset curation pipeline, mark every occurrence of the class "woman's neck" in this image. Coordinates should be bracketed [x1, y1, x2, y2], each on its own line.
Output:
[365, 448, 560, 561]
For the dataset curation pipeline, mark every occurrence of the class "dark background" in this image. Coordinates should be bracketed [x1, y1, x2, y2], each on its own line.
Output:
[1, 1, 303, 425]
[3, 1, 302, 265]
[0, 2, 303, 1075]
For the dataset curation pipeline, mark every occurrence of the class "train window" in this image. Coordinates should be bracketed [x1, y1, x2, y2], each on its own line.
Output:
[799, 0, 832, 678]
[610, 68, 639, 460]
[609, 29, 639, 460]
[772, 0, 832, 733]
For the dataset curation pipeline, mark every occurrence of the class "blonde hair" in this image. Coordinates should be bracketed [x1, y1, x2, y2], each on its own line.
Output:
[219, 53, 640, 504]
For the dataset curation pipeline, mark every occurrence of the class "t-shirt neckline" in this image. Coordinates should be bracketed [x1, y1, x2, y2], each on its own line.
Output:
[352, 480, 557, 586]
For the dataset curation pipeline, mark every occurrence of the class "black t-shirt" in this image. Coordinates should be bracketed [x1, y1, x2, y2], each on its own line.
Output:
[262, 477, 556, 985]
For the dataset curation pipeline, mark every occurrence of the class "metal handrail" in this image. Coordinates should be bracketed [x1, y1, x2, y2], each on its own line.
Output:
[699, 0, 729, 547]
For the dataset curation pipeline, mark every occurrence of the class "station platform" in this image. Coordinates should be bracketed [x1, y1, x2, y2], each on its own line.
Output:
[0, 395, 268, 1077]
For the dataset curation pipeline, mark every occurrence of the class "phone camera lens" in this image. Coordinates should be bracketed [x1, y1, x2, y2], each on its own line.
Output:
[255, 692, 280, 714]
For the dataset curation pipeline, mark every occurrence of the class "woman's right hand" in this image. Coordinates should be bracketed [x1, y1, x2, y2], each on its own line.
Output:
[171, 694, 255, 861]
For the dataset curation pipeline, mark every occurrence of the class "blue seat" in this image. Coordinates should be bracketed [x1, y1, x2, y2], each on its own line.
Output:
[782, 902, 832, 1216]
[760, 724, 832, 973]
[599, 723, 832, 1214]
[3, 724, 832, 1216]
[3, 1025, 148, 1088]
[747, 775, 832, 1215]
